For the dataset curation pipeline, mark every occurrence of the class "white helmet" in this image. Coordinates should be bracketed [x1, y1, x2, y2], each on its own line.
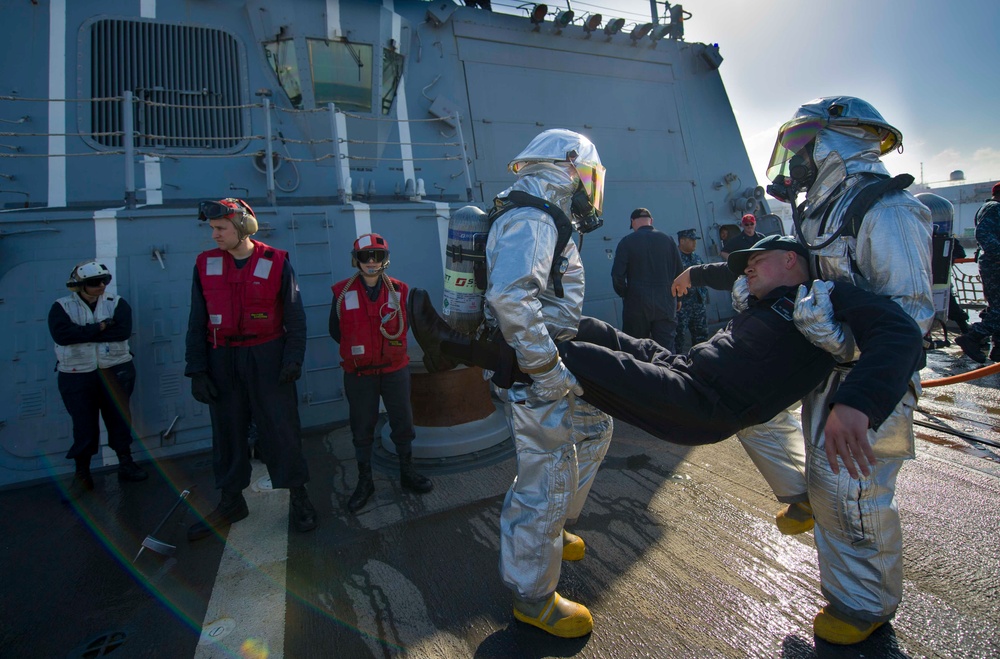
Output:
[508, 129, 606, 216]
[66, 260, 112, 289]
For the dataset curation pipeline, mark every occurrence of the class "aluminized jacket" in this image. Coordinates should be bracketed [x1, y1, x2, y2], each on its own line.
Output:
[743, 117, 933, 625]
[485, 163, 613, 602]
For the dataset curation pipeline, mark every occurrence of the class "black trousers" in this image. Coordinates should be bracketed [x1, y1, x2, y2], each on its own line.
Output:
[206, 340, 309, 492]
[58, 361, 136, 461]
[344, 366, 416, 463]
[560, 318, 739, 445]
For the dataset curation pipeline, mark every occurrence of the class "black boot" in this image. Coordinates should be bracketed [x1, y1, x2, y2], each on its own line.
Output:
[117, 454, 148, 482]
[289, 485, 317, 532]
[63, 471, 95, 502]
[407, 288, 461, 372]
[188, 491, 249, 541]
[399, 453, 433, 493]
[348, 463, 375, 513]
[955, 330, 989, 364]
[407, 288, 517, 377]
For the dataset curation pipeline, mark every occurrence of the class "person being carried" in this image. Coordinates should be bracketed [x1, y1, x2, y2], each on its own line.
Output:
[410, 234, 923, 474]
[329, 233, 433, 514]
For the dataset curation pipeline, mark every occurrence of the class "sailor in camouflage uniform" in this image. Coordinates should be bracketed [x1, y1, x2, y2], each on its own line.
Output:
[955, 182, 1000, 363]
[673, 228, 709, 352]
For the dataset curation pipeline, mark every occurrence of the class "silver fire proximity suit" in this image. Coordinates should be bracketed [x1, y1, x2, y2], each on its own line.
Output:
[748, 96, 934, 624]
[486, 134, 613, 604]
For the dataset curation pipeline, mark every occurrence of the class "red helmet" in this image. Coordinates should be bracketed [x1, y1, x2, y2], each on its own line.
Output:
[351, 233, 390, 269]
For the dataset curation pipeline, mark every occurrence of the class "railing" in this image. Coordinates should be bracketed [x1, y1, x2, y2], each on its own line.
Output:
[0, 93, 472, 209]
[951, 258, 985, 310]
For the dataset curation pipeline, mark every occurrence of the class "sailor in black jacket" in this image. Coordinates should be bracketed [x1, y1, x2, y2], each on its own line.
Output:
[559, 236, 923, 449]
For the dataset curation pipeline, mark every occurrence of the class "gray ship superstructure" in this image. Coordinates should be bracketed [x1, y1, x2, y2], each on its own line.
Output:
[0, 0, 770, 487]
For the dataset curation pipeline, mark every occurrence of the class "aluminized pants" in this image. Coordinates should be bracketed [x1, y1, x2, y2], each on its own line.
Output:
[498, 382, 613, 602]
[736, 410, 808, 504]
[802, 368, 912, 623]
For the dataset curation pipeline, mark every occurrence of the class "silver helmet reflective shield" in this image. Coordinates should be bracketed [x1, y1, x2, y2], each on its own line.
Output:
[509, 128, 606, 224]
[766, 96, 903, 184]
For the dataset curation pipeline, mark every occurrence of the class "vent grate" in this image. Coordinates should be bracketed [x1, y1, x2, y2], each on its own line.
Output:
[90, 19, 244, 150]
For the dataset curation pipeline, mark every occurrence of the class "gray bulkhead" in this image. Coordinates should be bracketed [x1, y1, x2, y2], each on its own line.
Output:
[0, 0, 761, 487]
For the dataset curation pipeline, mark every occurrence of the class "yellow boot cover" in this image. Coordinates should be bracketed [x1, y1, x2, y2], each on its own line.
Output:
[813, 607, 885, 645]
[562, 529, 585, 561]
[513, 592, 593, 638]
[775, 501, 814, 535]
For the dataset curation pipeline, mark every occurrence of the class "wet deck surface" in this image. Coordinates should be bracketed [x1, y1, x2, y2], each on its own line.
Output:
[2, 340, 999, 659]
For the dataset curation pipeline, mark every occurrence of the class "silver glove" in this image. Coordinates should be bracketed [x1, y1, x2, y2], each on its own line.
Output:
[731, 275, 750, 312]
[530, 358, 584, 401]
[793, 280, 857, 363]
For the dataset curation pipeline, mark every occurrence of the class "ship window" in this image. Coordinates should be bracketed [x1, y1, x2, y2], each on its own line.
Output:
[89, 19, 246, 150]
[381, 49, 404, 115]
[264, 40, 303, 109]
[307, 38, 373, 112]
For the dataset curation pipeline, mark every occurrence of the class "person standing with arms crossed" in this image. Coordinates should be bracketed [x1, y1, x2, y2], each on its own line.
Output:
[185, 198, 317, 541]
[49, 260, 148, 499]
[611, 207, 683, 346]
[330, 233, 433, 514]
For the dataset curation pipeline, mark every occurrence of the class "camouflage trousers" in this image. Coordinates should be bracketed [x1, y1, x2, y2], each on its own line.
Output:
[674, 299, 708, 353]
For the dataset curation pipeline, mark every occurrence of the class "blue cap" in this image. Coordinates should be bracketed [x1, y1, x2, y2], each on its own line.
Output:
[727, 234, 807, 274]
[677, 228, 701, 240]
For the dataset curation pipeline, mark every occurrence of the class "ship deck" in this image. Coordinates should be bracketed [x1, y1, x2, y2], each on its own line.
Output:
[2, 339, 998, 659]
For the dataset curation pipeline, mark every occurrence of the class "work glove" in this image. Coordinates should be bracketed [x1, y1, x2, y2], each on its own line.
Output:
[793, 280, 857, 363]
[731, 275, 751, 312]
[530, 358, 583, 401]
[190, 372, 219, 404]
[278, 362, 302, 383]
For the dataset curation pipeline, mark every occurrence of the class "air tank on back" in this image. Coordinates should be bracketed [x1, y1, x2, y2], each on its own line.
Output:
[442, 205, 489, 333]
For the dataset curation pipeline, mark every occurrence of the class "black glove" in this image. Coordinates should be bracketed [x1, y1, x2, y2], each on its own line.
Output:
[278, 362, 302, 383]
[191, 372, 219, 404]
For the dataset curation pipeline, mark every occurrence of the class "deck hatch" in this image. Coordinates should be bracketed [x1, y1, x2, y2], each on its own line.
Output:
[89, 19, 246, 150]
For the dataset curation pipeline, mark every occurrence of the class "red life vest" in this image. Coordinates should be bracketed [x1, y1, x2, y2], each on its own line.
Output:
[197, 241, 287, 347]
[332, 275, 409, 374]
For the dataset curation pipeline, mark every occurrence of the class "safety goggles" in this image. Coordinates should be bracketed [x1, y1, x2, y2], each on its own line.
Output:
[82, 276, 111, 287]
[356, 249, 387, 263]
[198, 198, 250, 221]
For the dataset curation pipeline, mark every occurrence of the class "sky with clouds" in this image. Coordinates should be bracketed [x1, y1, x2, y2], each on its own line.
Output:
[492, 0, 1000, 188]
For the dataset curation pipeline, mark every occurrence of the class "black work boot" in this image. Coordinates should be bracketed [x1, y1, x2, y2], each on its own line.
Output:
[188, 491, 249, 541]
[955, 331, 989, 364]
[289, 485, 317, 532]
[117, 455, 148, 482]
[348, 463, 375, 513]
[407, 288, 461, 372]
[63, 472, 95, 502]
[399, 453, 433, 494]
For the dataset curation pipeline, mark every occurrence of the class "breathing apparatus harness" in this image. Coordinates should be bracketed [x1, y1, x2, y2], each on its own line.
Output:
[484, 187, 602, 298]
[768, 169, 914, 274]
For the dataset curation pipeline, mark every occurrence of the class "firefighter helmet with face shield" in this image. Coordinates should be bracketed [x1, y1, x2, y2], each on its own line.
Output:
[351, 233, 391, 270]
[766, 96, 903, 186]
[197, 198, 259, 240]
[66, 260, 112, 289]
[508, 129, 606, 231]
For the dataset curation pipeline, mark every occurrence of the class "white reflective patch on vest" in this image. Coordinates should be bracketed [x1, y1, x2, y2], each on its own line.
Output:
[344, 290, 360, 310]
[206, 257, 223, 276]
[254, 258, 273, 279]
[209, 314, 223, 325]
[351, 345, 366, 356]
[387, 299, 399, 310]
